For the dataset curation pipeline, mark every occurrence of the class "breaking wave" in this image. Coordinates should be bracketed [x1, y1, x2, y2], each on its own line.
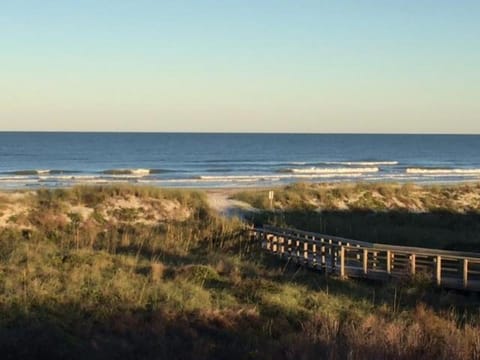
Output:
[197, 173, 364, 181]
[406, 168, 480, 175]
[101, 168, 173, 176]
[7, 169, 79, 175]
[278, 167, 379, 174]
[323, 161, 398, 166]
[102, 169, 152, 176]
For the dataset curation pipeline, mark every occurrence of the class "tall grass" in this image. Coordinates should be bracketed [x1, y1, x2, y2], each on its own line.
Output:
[1, 185, 480, 359]
[236, 182, 480, 250]
[234, 182, 480, 212]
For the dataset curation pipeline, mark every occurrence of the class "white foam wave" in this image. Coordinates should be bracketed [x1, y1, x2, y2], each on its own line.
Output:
[38, 175, 77, 181]
[0, 177, 39, 183]
[324, 161, 398, 166]
[406, 168, 480, 175]
[198, 173, 364, 181]
[102, 168, 151, 176]
[286, 167, 379, 174]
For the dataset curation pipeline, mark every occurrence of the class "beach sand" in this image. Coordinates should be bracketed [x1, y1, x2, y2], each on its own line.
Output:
[204, 189, 258, 217]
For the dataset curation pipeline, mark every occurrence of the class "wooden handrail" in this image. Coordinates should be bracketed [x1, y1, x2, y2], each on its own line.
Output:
[257, 226, 480, 260]
[253, 226, 480, 291]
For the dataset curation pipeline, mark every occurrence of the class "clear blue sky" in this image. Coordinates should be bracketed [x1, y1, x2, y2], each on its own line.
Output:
[1, 1, 479, 133]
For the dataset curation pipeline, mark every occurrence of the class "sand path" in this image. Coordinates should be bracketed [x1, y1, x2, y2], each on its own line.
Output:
[205, 190, 257, 218]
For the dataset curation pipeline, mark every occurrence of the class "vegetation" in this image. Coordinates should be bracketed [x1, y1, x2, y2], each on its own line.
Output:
[0, 185, 480, 359]
[235, 182, 480, 251]
[234, 182, 480, 212]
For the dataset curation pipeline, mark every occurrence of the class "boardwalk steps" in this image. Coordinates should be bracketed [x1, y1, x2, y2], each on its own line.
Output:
[253, 225, 480, 291]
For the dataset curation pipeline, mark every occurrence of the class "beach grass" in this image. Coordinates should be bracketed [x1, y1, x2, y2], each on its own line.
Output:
[0, 184, 480, 359]
[234, 182, 480, 251]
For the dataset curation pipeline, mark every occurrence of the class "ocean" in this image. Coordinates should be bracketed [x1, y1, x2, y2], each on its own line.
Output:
[1, 132, 480, 189]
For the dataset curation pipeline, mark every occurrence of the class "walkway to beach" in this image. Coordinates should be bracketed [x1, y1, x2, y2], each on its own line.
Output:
[253, 225, 480, 292]
[206, 190, 257, 218]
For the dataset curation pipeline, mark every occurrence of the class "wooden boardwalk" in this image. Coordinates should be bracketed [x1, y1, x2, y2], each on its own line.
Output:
[253, 225, 480, 291]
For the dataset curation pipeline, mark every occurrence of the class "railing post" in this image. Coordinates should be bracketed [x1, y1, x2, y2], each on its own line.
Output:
[279, 237, 284, 257]
[328, 239, 333, 271]
[271, 235, 277, 253]
[386, 250, 392, 275]
[303, 239, 309, 264]
[363, 249, 368, 275]
[295, 236, 300, 262]
[335, 241, 342, 270]
[340, 246, 345, 279]
[330, 240, 335, 272]
[463, 259, 468, 289]
[410, 254, 416, 275]
[312, 240, 317, 268]
[321, 238, 326, 270]
[436, 256, 442, 286]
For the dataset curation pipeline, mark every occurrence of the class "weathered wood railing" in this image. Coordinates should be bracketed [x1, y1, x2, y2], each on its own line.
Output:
[253, 225, 480, 291]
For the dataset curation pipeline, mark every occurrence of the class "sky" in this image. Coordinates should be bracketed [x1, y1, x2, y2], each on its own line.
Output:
[1, 0, 479, 133]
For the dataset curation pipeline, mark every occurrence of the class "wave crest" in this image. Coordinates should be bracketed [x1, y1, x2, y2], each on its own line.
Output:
[406, 168, 480, 175]
[102, 169, 151, 176]
[279, 167, 379, 174]
[324, 161, 398, 166]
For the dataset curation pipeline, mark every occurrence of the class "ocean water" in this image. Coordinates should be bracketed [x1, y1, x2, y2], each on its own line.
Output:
[1, 132, 480, 189]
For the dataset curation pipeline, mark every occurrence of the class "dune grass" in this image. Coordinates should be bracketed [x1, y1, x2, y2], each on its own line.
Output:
[1, 185, 480, 359]
[235, 182, 480, 251]
[234, 182, 480, 212]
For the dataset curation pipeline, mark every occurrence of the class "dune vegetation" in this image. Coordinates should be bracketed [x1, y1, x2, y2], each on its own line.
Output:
[235, 182, 480, 251]
[0, 184, 479, 359]
[234, 182, 480, 212]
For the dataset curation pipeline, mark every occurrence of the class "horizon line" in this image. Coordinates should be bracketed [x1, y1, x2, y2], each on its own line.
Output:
[0, 130, 479, 136]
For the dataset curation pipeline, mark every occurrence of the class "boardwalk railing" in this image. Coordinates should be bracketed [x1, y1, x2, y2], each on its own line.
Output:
[253, 225, 480, 291]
